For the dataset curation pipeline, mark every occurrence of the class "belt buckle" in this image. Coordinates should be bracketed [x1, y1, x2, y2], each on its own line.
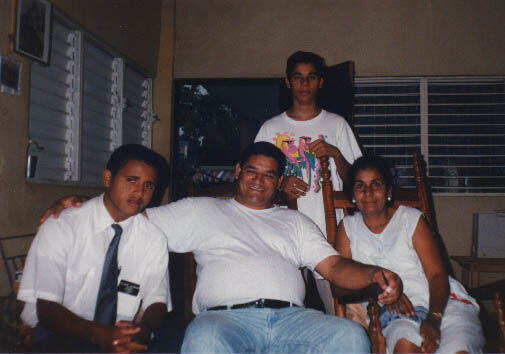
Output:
[256, 299, 265, 308]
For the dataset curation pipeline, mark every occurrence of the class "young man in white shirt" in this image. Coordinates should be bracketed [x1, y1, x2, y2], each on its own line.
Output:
[255, 51, 362, 314]
[18, 144, 171, 352]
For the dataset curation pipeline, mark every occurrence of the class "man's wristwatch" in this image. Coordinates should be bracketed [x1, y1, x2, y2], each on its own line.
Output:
[139, 322, 156, 343]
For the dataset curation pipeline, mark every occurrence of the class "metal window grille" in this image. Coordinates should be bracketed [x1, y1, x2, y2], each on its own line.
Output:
[26, 12, 153, 186]
[427, 78, 505, 194]
[353, 78, 421, 188]
[353, 77, 505, 194]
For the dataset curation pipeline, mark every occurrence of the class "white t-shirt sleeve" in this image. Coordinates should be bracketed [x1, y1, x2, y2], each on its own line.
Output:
[254, 122, 268, 143]
[140, 227, 171, 311]
[18, 218, 72, 326]
[295, 214, 339, 271]
[146, 198, 198, 253]
[335, 119, 362, 164]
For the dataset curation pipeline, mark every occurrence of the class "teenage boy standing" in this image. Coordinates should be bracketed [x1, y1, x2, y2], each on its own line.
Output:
[255, 51, 362, 314]
[18, 144, 171, 352]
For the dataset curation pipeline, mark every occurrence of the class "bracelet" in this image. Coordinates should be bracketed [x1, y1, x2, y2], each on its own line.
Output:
[428, 311, 443, 320]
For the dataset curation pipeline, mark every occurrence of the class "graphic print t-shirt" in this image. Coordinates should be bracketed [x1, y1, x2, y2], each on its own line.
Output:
[255, 110, 362, 237]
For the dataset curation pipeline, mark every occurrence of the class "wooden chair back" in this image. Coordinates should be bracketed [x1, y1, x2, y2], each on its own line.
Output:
[0, 233, 35, 351]
[469, 280, 505, 352]
[320, 152, 433, 353]
[0, 233, 35, 293]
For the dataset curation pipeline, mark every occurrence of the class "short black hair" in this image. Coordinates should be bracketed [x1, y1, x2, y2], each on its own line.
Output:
[346, 155, 395, 203]
[286, 51, 327, 79]
[106, 144, 162, 178]
[239, 142, 286, 177]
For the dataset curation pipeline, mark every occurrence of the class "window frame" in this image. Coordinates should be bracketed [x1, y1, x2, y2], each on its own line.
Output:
[26, 10, 154, 187]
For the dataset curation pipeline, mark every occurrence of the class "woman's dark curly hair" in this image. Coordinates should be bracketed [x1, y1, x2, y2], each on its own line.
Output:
[345, 155, 395, 204]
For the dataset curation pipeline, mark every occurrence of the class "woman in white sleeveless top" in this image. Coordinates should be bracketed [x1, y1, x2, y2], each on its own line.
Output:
[335, 156, 484, 353]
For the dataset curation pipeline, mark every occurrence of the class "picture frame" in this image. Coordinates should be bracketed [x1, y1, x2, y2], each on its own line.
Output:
[0, 56, 22, 95]
[15, 0, 52, 64]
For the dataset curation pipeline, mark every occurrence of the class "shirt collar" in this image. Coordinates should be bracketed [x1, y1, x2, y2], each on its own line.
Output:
[93, 193, 134, 235]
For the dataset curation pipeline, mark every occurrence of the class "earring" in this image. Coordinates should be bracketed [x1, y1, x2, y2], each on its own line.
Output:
[352, 198, 356, 204]
[387, 196, 392, 202]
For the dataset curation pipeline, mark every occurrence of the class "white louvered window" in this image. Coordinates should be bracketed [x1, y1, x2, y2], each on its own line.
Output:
[26, 13, 154, 187]
[27, 18, 81, 183]
[122, 63, 153, 147]
[80, 41, 121, 185]
[353, 77, 505, 194]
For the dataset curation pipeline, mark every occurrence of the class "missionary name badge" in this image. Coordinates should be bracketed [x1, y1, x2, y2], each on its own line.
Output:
[118, 280, 140, 296]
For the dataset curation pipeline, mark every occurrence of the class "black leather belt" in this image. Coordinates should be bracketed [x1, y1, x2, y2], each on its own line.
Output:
[207, 298, 299, 311]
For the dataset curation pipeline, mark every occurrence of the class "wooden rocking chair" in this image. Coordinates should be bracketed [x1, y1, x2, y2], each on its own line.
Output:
[320, 152, 434, 353]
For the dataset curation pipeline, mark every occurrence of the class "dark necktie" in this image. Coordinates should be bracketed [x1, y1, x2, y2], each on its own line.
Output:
[94, 224, 122, 325]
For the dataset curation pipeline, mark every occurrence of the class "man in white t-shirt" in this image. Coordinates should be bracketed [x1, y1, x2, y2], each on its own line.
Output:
[154, 142, 401, 353]
[19, 144, 171, 352]
[42, 142, 401, 353]
[255, 51, 362, 314]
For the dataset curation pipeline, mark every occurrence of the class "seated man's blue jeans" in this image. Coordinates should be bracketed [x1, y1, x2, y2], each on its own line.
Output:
[182, 307, 370, 353]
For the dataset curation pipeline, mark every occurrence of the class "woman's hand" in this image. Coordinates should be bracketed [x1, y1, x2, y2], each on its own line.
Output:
[387, 293, 415, 317]
[420, 313, 442, 353]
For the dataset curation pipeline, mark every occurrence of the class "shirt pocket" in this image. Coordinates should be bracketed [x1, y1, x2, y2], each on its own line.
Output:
[66, 266, 98, 317]
[117, 285, 141, 320]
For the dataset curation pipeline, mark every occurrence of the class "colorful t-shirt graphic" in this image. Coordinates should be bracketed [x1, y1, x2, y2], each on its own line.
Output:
[255, 110, 362, 239]
[273, 133, 324, 193]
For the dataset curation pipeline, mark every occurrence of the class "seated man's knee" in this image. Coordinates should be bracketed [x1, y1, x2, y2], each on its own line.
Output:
[181, 313, 238, 353]
[320, 317, 370, 353]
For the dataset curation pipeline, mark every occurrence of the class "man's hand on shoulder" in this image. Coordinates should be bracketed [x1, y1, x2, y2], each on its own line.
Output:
[370, 267, 403, 305]
[39, 195, 90, 228]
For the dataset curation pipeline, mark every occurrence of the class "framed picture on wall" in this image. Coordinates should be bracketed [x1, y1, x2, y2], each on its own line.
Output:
[15, 0, 52, 63]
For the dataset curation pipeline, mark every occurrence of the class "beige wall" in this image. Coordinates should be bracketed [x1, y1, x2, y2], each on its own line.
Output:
[0, 0, 174, 295]
[173, 0, 505, 282]
[436, 196, 505, 280]
[53, 0, 162, 75]
[175, 0, 505, 78]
